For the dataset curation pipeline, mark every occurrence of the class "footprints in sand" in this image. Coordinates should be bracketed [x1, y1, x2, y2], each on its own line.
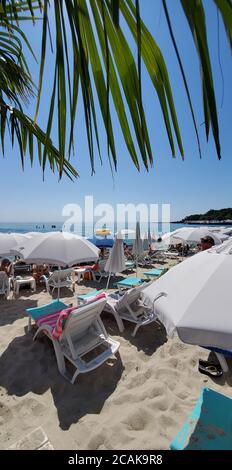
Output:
[0, 396, 47, 449]
[0, 306, 222, 450]
[123, 408, 152, 431]
[14, 397, 46, 419]
[0, 402, 13, 426]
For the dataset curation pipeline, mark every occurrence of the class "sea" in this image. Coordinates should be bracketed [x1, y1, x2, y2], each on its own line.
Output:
[0, 221, 230, 238]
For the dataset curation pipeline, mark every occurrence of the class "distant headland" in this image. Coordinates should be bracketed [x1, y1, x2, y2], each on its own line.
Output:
[173, 208, 232, 225]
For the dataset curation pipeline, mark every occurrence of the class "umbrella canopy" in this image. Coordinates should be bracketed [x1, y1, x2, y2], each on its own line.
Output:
[87, 237, 114, 248]
[132, 222, 143, 257]
[0, 233, 31, 256]
[220, 227, 232, 235]
[161, 231, 186, 246]
[207, 227, 230, 241]
[104, 238, 126, 288]
[142, 232, 149, 251]
[13, 231, 99, 266]
[172, 227, 222, 245]
[142, 240, 232, 350]
[25, 232, 42, 237]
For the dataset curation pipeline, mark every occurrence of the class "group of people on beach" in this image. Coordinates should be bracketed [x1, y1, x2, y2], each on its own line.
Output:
[0, 235, 215, 280]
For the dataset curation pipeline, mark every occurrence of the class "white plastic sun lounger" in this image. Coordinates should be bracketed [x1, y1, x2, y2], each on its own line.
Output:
[91, 259, 109, 283]
[27, 298, 120, 384]
[41, 268, 75, 294]
[104, 281, 158, 336]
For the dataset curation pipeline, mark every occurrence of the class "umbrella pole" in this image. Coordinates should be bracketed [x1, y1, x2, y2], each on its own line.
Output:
[136, 257, 138, 277]
[58, 267, 61, 300]
[106, 273, 111, 290]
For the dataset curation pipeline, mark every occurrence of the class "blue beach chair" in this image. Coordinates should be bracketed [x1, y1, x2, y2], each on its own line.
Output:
[170, 387, 232, 450]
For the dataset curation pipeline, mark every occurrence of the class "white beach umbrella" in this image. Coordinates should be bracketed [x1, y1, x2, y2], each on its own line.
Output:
[142, 239, 232, 351]
[0, 232, 31, 256]
[13, 231, 100, 298]
[25, 232, 42, 237]
[104, 238, 126, 289]
[142, 232, 149, 251]
[218, 233, 229, 242]
[132, 222, 143, 276]
[220, 227, 232, 235]
[207, 227, 230, 242]
[13, 231, 99, 266]
[172, 227, 222, 245]
[161, 231, 186, 246]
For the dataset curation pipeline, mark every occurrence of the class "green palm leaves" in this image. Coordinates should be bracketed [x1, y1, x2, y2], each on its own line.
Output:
[0, 0, 231, 179]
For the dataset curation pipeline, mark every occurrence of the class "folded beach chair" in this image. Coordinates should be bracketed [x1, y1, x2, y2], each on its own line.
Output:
[0, 272, 11, 299]
[137, 255, 153, 267]
[104, 282, 157, 336]
[26, 298, 120, 384]
[41, 268, 75, 294]
[170, 387, 232, 449]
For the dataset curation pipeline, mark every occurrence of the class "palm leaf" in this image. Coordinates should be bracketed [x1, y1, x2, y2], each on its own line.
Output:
[180, 0, 221, 159]
[0, 100, 78, 179]
[213, 0, 232, 50]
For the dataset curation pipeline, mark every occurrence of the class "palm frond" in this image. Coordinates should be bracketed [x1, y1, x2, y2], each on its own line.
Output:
[0, 99, 78, 179]
[180, 0, 221, 159]
[213, 0, 232, 50]
[0, 0, 231, 179]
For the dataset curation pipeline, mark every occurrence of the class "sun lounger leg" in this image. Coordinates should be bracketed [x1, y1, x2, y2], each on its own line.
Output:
[71, 369, 80, 384]
[215, 353, 229, 373]
[113, 314, 124, 333]
[132, 323, 140, 337]
[52, 340, 67, 377]
[33, 327, 67, 376]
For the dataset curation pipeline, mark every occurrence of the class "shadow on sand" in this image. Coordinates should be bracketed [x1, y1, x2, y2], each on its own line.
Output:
[0, 323, 124, 430]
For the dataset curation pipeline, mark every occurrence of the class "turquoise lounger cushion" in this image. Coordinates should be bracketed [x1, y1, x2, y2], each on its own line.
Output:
[170, 387, 232, 450]
[144, 268, 164, 276]
[117, 277, 143, 286]
[77, 290, 100, 300]
[26, 299, 69, 320]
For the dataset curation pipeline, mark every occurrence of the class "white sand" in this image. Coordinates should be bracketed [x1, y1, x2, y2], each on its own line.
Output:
[0, 261, 232, 450]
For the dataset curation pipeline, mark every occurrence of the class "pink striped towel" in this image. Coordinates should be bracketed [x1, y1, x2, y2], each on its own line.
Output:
[36, 293, 106, 340]
[36, 306, 78, 340]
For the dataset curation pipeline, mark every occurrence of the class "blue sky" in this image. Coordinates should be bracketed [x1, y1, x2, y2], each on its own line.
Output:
[1, 0, 231, 222]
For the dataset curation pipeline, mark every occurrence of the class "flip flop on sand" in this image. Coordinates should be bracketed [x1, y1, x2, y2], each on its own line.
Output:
[198, 362, 223, 378]
[199, 359, 219, 368]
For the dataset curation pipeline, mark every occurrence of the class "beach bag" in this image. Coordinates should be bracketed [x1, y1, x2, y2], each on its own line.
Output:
[83, 271, 92, 281]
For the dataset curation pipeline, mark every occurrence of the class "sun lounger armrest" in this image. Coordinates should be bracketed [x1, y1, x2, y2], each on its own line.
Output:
[136, 300, 152, 312]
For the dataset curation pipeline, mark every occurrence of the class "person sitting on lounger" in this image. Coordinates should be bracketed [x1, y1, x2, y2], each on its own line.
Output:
[0, 258, 13, 277]
[148, 244, 154, 256]
[200, 236, 215, 251]
[99, 248, 106, 259]
[124, 244, 133, 260]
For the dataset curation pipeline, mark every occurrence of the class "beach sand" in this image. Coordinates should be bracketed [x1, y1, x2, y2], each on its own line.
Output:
[1, 260, 232, 450]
